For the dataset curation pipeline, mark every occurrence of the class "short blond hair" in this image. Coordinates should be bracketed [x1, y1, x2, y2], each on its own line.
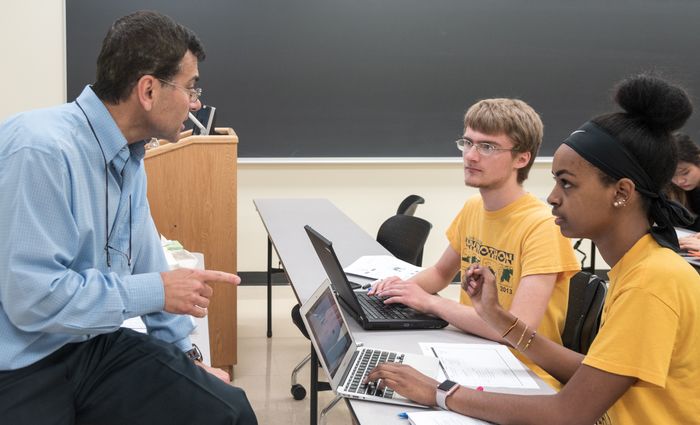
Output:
[464, 98, 543, 183]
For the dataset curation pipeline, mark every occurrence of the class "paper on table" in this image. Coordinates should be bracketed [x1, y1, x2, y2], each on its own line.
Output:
[123, 317, 147, 333]
[407, 410, 493, 425]
[343, 255, 423, 280]
[420, 343, 538, 389]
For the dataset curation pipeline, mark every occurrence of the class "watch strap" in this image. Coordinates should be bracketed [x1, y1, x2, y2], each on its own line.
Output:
[435, 380, 460, 410]
[185, 344, 203, 362]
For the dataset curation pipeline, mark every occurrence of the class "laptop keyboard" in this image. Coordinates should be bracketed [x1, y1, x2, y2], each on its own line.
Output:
[357, 292, 414, 320]
[344, 348, 403, 398]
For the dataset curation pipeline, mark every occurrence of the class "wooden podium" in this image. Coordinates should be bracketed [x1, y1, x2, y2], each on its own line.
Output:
[144, 128, 238, 376]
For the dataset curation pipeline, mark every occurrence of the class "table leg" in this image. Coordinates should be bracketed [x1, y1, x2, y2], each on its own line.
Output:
[310, 344, 319, 425]
[267, 238, 273, 338]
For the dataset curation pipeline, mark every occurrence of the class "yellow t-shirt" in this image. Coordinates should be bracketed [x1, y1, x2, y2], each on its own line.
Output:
[446, 193, 580, 388]
[583, 234, 700, 425]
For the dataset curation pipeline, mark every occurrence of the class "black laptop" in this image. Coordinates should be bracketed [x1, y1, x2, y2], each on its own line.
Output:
[304, 225, 448, 330]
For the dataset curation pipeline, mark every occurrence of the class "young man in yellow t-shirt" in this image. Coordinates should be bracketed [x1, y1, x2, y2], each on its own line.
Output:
[370, 98, 580, 387]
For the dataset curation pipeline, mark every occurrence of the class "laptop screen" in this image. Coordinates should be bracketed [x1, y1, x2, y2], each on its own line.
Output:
[304, 286, 352, 379]
[305, 226, 362, 314]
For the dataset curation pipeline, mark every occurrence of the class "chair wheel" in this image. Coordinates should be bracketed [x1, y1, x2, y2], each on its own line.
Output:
[291, 383, 307, 400]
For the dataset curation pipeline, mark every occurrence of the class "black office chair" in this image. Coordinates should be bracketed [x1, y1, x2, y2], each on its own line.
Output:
[376, 214, 432, 267]
[561, 271, 607, 354]
[290, 195, 432, 402]
[378, 194, 430, 265]
[396, 194, 425, 216]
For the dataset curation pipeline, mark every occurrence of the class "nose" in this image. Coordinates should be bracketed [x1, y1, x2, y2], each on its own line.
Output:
[190, 99, 202, 112]
[463, 144, 480, 161]
[546, 188, 559, 207]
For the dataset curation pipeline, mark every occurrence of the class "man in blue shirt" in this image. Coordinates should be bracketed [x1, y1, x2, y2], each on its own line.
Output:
[0, 11, 257, 424]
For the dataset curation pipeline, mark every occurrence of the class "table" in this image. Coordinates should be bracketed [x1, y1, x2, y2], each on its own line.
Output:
[255, 199, 388, 318]
[254, 198, 554, 425]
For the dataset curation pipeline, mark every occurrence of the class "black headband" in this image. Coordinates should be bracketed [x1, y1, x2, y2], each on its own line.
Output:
[563, 121, 693, 251]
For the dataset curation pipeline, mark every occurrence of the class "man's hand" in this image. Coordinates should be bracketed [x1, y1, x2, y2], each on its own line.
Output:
[365, 363, 439, 406]
[195, 361, 230, 382]
[161, 269, 240, 317]
[367, 276, 402, 295]
[369, 278, 436, 313]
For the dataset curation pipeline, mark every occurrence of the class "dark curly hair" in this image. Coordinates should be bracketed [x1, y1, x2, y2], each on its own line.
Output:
[592, 73, 693, 210]
[92, 11, 206, 104]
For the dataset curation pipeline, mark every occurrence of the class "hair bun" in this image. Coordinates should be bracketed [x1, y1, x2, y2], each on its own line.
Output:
[614, 73, 693, 132]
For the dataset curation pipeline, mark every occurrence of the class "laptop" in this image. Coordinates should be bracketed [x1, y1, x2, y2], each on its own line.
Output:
[300, 280, 440, 407]
[304, 225, 448, 330]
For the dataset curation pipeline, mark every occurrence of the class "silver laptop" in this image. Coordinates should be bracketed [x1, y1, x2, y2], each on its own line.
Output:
[300, 279, 440, 408]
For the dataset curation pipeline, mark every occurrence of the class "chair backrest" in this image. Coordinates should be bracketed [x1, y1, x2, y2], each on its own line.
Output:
[376, 214, 432, 266]
[561, 271, 608, 354]
[396, 194, 425, 216]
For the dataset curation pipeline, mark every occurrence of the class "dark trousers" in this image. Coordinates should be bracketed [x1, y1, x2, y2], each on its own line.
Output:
[0, 328, 257, 425]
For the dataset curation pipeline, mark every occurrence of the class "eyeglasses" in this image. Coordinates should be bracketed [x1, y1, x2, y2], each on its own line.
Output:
[157, 78, 203, 103]
[455, 138, 516, 156]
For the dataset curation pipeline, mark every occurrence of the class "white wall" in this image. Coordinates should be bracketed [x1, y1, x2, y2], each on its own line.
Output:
[1, 0, 604, 273]
[0, 1, 66, 120]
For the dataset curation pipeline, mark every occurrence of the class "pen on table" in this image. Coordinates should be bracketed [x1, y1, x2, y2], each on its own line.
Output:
[397, 412, 408, 419]
[430, 347, 450, 379]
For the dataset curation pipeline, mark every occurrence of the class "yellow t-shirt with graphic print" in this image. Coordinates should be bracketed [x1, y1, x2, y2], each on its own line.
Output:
[582, 234, 700, 425]
[446, 193, 580, 388]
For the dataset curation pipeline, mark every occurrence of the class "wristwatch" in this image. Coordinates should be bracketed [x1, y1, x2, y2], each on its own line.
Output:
[435, 379, 460, 410]
[185, 344, 203, 362]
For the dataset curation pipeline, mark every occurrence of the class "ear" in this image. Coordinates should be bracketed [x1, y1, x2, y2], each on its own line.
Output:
[613, 177, 636, 207]
[134, 75, 158, 112]
[513, 151, 531, 170]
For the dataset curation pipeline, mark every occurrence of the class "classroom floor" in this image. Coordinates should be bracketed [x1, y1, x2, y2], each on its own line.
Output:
[233, 285, 353, 425]
[233, 284, 461, 425]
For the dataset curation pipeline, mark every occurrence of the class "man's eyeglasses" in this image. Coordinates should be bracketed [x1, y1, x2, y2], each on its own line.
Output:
[157, 78, 203, 103]
[455, 138, 516, 156]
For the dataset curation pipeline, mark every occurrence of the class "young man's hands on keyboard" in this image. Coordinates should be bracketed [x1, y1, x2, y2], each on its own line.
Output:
[367, 276, 439, 314]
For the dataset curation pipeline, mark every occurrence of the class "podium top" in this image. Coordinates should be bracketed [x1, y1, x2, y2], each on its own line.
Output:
[145, 127, 237, 158]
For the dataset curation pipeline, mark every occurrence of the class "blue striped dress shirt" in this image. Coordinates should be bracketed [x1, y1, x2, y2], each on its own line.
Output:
[0, 86, 193, 370]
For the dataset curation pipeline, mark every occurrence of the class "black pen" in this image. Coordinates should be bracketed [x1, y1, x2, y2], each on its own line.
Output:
[430, 347, 450, 379]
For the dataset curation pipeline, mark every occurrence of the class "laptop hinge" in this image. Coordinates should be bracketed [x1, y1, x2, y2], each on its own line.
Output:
[337, 293, 366, 322]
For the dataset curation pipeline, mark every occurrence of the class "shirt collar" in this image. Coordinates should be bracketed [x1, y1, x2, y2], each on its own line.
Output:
[75, 85, 137, 164]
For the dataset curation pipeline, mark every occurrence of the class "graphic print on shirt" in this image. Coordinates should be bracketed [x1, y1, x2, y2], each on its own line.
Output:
[462, 236, 515, 295]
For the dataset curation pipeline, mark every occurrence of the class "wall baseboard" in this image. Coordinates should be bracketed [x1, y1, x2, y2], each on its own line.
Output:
[238, 271, 288, 286]
[237, 269, 611, 286]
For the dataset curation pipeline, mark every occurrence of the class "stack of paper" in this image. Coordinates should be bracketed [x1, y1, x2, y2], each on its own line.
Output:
[343, 255, 423, 280]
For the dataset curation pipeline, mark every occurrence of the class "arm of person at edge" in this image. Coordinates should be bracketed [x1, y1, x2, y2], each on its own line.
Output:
[679, 234, 700, 251]
[368, 246, 557, 343]
[366, 265, 636, 425]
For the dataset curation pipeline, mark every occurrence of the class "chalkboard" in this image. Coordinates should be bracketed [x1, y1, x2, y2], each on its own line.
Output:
[66, 0, 700, 158]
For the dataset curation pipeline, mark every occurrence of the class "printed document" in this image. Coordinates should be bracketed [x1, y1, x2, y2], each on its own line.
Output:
[420, 343, 538, 389]
[343, 255, 423, 280]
